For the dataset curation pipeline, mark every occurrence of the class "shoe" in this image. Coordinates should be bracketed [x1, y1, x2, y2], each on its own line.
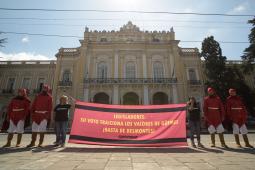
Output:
[191, 143, 196, 148]
[211, 144, 216, 147]
[245, 144, 254, 148]
[221, 144, 229, 148]
[236, 144, 242, 148]
[26, 143, 35, 148]
[37, 144, 44, 148]
[2, 143, 11, 148]
[197, 143, 204, 148]
[60, 143, 65, 147]
[15, 144, 21, 147]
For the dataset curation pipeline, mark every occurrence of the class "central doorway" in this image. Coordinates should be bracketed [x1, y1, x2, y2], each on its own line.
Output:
[93, 92, 110, 104]
[153, 92, 169, 105]
[123, 92, 139, 105]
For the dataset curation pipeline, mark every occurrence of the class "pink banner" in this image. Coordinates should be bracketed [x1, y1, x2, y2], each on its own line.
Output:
[69, 101, 187, 147]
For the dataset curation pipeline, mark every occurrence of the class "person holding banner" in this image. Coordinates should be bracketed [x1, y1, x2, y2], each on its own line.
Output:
[53, 95, 71, 147]
[226, 88, 253, 148]
[27, 85, 52, 148]
[203, 87, 228, 148]
[2, 89, 30, 147]
[187, 97, 203, 148]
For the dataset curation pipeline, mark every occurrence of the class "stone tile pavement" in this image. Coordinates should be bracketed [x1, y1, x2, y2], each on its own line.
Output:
[0, 134, 254, 170]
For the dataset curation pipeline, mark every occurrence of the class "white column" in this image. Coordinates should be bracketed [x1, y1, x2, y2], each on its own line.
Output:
[113, 85, 119, 104]
[113, 51, 119, 104]
[143, 85, 149, 105]
[142, 53, 149, 105]
[84, 48, 90, 101]
[84, 88, 89, 102]
[169, 53, 175, 77]
[172, 85, 178, 103]
[114, 51, 118, 78]
[142, 53, 147, 78]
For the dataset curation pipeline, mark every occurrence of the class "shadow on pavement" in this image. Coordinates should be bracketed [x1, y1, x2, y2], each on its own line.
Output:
[0, 145, 58, 155]
[59, 146, 223, 153]
[218, 147, 255, 155]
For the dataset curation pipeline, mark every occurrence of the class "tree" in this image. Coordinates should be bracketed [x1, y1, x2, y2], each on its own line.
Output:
[201, 36, 255, 116]
[201, 36, 229, 99]
[242, 17, 255, 73]
[224, 66, 255, 116]
[0, 32, 7, 47]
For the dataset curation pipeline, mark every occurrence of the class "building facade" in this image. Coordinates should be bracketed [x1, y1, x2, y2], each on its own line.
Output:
[3, 22, 253, 126]
[53, 21, 204, 122]
[0, 60, 56, 126]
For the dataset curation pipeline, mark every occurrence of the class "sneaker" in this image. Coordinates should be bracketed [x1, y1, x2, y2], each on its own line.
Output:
[236, 144, 242, 148]
[197, 143, 204, 148]
[191, 142, 196, 148]
[2, 143, 11, 148]
[221, 144, 229, 148]
[37, 144, 44, 148]
[26, 143, 35, 148]
[245, 144, 254, 148]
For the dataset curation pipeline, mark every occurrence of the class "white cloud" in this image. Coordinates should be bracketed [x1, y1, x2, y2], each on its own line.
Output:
[206, 29, 217, 36]
[21, 36, 29, 43]
[233, 5, 246, 12]
[229, 2, 249, 13]
[183, 8, 193, 13]
[0, 51, 53, 61]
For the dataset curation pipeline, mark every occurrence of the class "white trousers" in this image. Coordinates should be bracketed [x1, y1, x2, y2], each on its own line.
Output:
[233, 123, 248, 135]
[32, 119, 47, 132]
[208, 124, 225, 134]
[7, 120, 24, 133]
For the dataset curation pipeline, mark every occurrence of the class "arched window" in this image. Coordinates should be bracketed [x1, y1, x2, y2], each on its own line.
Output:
[125, 62, 136, 78]
[188, 68, 197, 80]
[63, 69, 71, 82]
[153, 62, 164, 79]
[97, 62, 107, 79]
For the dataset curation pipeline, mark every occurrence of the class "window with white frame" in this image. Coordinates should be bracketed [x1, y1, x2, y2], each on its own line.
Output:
[7, 78, 15, 91]
[188, 68, 197, 80]
[153, 61, 164, 79]
[62, 69, 71, 82]
[37, 78, 45, 91]
[97, 62, 107, 79]
[22, 78, 31, 89]
[125, 62, 136, 78]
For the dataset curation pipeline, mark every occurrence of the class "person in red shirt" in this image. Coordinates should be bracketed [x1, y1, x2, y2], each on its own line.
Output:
[226, 88, 253, 148]
[203, 87, 228, 148]
[27, 84, 52, 148]
[2, 89, 30, 147]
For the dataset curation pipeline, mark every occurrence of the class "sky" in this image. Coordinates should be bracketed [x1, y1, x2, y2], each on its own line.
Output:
[0, 0, 254, 61]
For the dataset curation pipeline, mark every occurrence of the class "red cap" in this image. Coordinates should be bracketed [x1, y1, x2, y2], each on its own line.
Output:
[229, 88, 236, 94]
[207, 87, 215, 93]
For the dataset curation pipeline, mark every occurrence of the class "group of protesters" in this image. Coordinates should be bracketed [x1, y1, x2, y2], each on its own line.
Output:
[187, 87, 253, 149]
[2, 84, 71, 148]
[1, 84, 254, 149]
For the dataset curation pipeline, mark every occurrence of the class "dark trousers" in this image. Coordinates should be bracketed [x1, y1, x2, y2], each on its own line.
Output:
[55, 121, 68, 144]
[189, 120, 201, 142]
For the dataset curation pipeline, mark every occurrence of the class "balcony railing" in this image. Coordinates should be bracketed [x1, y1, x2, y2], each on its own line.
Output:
[84, 78, 177, 84]
[33, 89, 41, 94]
[58, 81, 72, 86]
[188, 80, 202, 85]
[2, 89, 14, 94]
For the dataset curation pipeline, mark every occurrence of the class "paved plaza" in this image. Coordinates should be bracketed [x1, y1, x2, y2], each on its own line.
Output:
[0, 133, 254, 170]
